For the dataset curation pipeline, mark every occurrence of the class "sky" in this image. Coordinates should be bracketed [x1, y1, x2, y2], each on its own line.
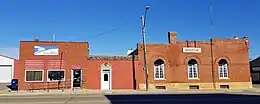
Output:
[0, 0, 259, 59]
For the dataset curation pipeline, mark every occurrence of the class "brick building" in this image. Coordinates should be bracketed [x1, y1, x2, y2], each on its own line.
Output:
[14, 32, 252, 90]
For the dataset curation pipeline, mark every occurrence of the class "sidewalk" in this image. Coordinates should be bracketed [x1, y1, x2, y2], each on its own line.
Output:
[1, 88, 260, 97]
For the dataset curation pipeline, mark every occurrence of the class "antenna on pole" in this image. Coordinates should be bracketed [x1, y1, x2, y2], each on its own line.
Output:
[52, 34, 56, 42]
[210, 0, 213, 35]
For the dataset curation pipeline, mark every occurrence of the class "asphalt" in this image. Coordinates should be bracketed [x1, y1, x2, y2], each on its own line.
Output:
[0, 83, 8, 90]
[1, 93, 260, 104]
[0, 83, 260, 104]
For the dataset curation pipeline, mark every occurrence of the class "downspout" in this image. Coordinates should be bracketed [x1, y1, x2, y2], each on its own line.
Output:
[210, 39, 216, 89]
[131, 54, 136, 90]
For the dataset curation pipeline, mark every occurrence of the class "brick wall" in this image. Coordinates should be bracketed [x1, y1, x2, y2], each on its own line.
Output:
[136, 32, 251, 87]
[16, 41, 89, 90]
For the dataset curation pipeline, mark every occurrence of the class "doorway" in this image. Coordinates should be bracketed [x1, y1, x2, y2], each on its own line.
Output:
[101, 70, 111, 90]
[72, 69, 81, 88]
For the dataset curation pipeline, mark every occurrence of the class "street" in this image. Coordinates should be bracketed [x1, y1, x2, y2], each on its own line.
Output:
[0, 93, 260, 104]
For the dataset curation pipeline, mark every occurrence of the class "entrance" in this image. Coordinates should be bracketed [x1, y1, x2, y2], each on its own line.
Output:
[101, 70, 111, 90]
[72, 69, 81, 87]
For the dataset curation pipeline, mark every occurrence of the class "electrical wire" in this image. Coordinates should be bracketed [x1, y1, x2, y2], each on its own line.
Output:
[87, 23, 130, 39]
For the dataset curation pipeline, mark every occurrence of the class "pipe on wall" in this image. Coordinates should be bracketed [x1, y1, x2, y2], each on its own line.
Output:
[210, 39, 216, 89]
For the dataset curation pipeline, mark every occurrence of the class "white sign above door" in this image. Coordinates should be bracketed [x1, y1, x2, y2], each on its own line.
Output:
[182, 47, 201, 53]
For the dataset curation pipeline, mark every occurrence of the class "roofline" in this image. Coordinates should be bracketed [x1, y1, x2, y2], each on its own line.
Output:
[128, 48, 138, 56]
[250, 56, 260, 63]
[20, 41, 89, 43]
[0, 54, 18, 60]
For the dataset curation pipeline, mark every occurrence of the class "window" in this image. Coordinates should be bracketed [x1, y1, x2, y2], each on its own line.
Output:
[155, 86, 166, 89]
[189, 85, 199, 89]
[218, 59, 228, 79]
[154, 59, 165, 80]
[188, 59, 199, 79]
[104, 74, 109, 81]
[220, 85, 229, 89]
[25, 70, 43, 82]
[47, 69, 65, 81]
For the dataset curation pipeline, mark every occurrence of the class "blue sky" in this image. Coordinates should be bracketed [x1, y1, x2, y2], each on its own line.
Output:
[0, 0, 259, 59]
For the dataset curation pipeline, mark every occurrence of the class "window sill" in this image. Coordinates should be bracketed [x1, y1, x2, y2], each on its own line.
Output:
[154, 78, 166, 81]
[25, 81, 44, 83]
[219, 78, 230, 80]
[188, 78, 199, 80]
[47, 80, 65, 82]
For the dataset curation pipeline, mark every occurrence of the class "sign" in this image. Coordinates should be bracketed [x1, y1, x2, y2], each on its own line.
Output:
[182, 47, 201, 53]
[252, 67, 260, 72]
[34, 46, 59, 55]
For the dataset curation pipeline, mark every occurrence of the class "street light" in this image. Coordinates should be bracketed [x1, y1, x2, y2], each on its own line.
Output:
[141, 5, 149, 91]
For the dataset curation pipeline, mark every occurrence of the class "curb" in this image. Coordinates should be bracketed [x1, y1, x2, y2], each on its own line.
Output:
[1, 89, 260, 96]
[0, 94, 8, 96]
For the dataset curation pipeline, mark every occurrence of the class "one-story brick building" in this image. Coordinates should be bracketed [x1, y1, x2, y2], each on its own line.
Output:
[14, 32, 252, 90]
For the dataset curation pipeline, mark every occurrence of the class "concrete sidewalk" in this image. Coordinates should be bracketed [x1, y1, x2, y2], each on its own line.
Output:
[1, 88, 260, 97]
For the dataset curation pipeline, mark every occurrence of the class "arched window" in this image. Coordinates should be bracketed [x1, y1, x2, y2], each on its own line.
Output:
[188, 59, 199, 79]
[154, 59, 165, 80]
[218, 59, 228, 79]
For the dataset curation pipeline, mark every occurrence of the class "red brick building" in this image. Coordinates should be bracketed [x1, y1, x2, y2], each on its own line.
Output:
[14, 32, 252, 90]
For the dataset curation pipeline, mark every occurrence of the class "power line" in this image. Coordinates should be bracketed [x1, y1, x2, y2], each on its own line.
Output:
[87, 23, 130, 39]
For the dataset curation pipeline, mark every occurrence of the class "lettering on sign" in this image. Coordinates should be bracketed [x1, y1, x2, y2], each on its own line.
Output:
[252, 67, 260, 72]
[34, 46, 59, 55]
[182, 47, 201, 53]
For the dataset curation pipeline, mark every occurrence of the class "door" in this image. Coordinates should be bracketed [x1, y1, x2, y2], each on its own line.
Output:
[0, 65, 12, 83]
[101, 70, 111, 90]
[73, 70, 81, 87]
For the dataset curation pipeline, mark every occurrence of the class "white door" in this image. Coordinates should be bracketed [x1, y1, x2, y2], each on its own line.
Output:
[101, 71, 111, 90]
[0, 66, 12, 83]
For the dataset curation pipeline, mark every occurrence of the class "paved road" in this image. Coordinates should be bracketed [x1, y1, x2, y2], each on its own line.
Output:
[253, 84, 260, 88]
[0, 93, 260, 104]
[0, 83, 8, 90]
[0, 83, 9, 94]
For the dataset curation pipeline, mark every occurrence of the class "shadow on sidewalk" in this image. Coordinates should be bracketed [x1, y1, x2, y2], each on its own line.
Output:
[105, 94, 260, 104]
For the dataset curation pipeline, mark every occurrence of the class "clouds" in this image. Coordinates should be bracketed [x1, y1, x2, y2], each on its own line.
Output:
[0, 47, 19, 59]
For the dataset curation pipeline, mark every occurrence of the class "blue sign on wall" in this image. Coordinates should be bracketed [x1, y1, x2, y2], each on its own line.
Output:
[34, 46, 59, 55]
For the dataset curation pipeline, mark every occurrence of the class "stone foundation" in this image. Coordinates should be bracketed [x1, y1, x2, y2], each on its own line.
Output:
[139, 82, 253, 90]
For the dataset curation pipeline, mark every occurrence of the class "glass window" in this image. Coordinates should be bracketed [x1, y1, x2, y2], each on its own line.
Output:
[154, 59, 165, 80]
[104, 74, 109, 81]
[25, 70, 43, 82]
[47, 70, 65, 81]
[188, 59, 199, 79]
[218, 59, 228, 79]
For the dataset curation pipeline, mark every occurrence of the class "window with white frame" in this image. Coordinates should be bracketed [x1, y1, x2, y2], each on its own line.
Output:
[218, 59, 228, 79]
[25, 70, 43, 82]
[47, 69, 65, 81]
[154, 59, 165, 80]
[188, 59, 199, 79]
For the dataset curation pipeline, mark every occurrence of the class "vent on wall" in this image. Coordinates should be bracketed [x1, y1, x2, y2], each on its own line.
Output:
[220, 85, 229, 89]
[189, 85, 199, 89]
[155, 86, 166, 89]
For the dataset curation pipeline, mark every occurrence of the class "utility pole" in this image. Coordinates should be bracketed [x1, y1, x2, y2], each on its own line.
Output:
[141, 6, 150, 91]
[58, 52, 63, 90]
[209, 0, 216, 89]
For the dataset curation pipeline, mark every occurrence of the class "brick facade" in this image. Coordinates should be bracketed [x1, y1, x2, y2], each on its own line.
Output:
[135, 32, 252, 90]
[14, 31, 252, 90]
